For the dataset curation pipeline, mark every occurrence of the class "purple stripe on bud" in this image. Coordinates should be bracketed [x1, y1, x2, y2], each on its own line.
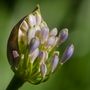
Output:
[59, 28, 68, 44]
[30, 37, 40, 53]
[51, 52, 59, 73]
[40, 63, 47, 78]
[61, 44, 74, 64]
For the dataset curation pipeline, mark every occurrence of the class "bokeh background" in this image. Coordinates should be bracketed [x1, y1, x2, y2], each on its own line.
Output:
[0, 0, 90, 90]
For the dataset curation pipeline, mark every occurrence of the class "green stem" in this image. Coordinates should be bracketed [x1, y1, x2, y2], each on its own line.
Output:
[6, 75, 25, 90]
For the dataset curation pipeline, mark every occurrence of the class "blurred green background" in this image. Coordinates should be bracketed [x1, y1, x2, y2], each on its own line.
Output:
[0, 0, 90, 90]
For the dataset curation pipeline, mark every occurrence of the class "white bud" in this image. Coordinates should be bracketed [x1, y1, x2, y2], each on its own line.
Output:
[49, 28, 58, 36]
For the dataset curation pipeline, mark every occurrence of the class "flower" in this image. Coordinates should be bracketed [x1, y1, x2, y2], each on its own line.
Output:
[7, 5, 74, 85]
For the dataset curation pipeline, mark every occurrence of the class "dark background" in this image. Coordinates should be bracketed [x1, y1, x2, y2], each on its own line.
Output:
[0, 0, 90, 90]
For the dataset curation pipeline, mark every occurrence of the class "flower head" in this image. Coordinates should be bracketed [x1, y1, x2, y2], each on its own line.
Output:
[7, 5, 74, 84]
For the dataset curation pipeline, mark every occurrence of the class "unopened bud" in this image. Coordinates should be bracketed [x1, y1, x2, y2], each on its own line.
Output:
[60, 44, 74, 64]
[29, 37, 40, 53]
[51, 52, 59, 73]
[49, 28, 58, 36]
[7, 5, 74, 85]
[59, 28, 68, 44]
[40, 63, 47, 78]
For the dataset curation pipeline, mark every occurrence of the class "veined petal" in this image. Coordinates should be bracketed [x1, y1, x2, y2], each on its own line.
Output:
[18, 28, 27, 52]
[20, 20, 29, 32]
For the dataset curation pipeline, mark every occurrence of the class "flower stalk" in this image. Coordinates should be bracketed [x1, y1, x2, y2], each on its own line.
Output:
[6, 75, 24, 90]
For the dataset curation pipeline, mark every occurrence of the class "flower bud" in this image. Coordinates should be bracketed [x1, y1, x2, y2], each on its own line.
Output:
[29, 37, 40, 53]
[49, 28, 57, 36]
[40, 63, 47, 78]
[51, 52, 59, 73]
[60, 44, 74, 64]
[58, 28, 68, 44]
[7, 5, 74, 85]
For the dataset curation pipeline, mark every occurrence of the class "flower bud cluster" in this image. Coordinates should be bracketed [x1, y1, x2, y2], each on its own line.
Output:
[7, 5, 74, 84]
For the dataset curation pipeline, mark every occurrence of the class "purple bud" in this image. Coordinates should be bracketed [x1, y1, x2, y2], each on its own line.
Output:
[51, 52, 59, 72]
[59, 28, 68, 44]
[30, 37, 40, 53]
[40, 63, 47, 78]
[61, 44, 74, 64]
